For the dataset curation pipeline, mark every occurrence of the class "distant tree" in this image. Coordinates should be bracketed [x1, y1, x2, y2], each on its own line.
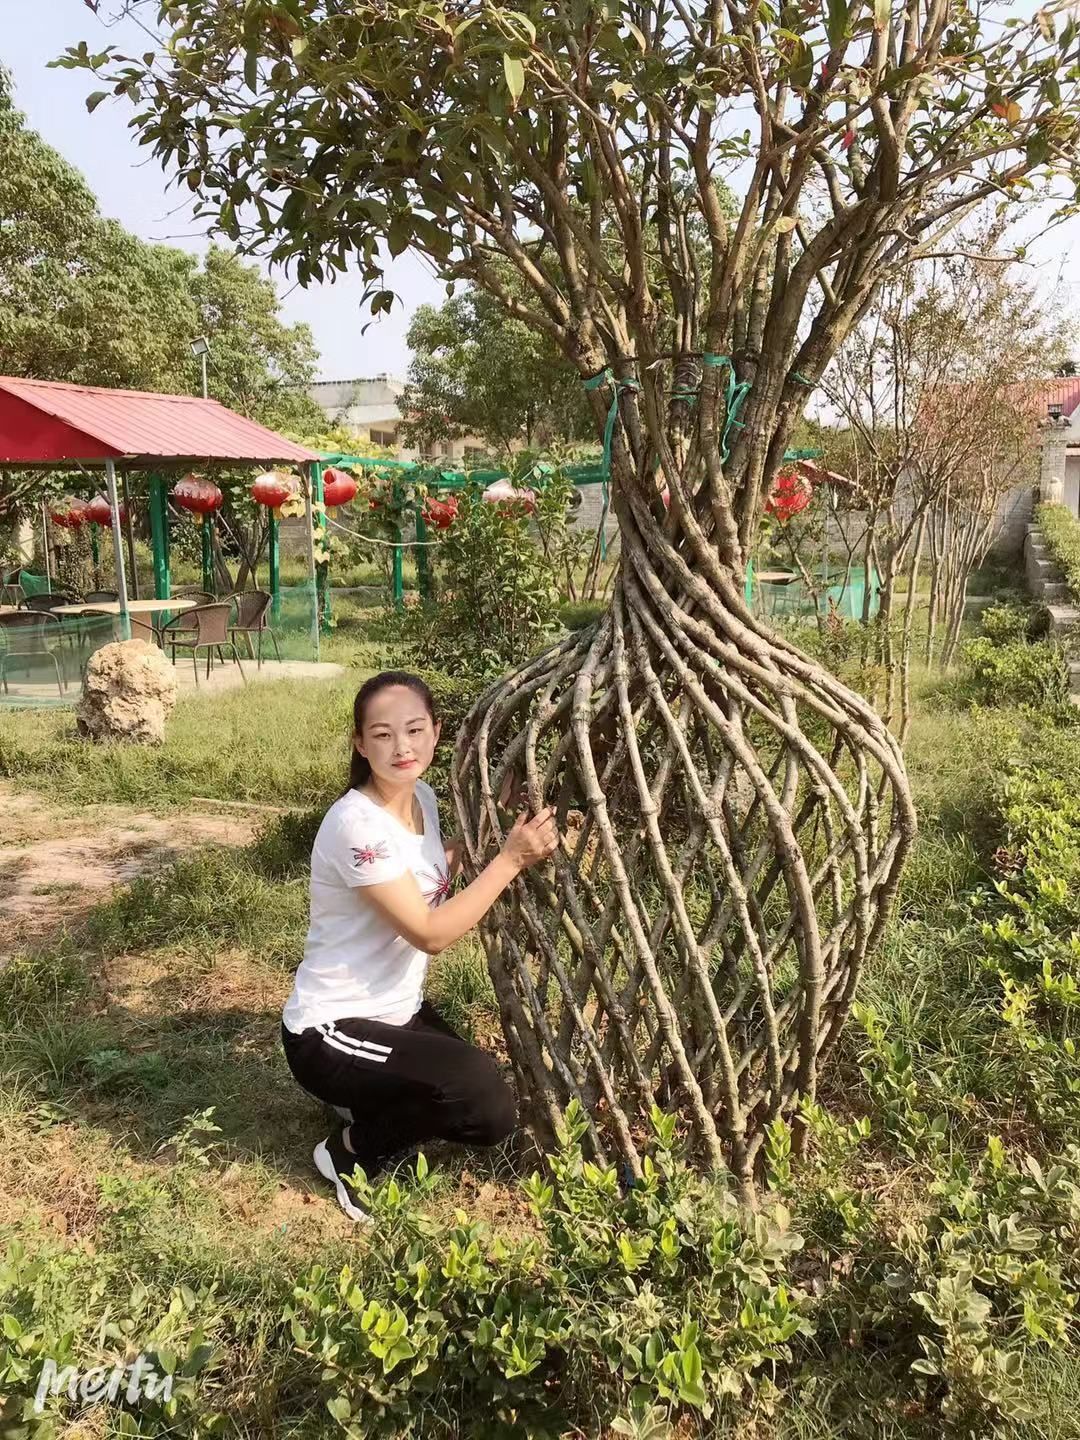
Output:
[0, 70, 323, 566]
[400, 288, 591, 459]
[192, 246, 323, 435]
[825, 234, 1067, 735]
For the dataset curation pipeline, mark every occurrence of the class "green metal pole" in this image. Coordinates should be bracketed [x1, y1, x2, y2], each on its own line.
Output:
[268, 511, 281, 620]
[392, 482, 404, 609]
[148, 473, 170, 598]
[201, 515, 214, 594]
[121, 472, 139, 600]
[311, 461, 331, 632]
[303, 463, 321, 659]
[415, 498, 430, 600]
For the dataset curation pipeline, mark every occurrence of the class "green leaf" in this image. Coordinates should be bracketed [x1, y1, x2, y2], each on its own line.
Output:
[326, 1394, 351, 1422]
[682, 1342, 703, 1389]
[86, 91, 109, 113]
[827, 0, 849, 49]
[625, 20, 647, 51]
[503, 53, 525, 103]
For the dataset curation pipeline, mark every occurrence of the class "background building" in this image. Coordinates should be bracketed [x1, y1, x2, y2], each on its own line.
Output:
[307, 376, 488, 465]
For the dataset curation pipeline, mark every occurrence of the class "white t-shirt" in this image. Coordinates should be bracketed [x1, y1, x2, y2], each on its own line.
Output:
[282, 782, 451, 1034]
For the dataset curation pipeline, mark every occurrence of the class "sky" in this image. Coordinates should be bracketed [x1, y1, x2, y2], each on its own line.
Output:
[4, 2, 1078, 387]
[3, 1, 446, 382]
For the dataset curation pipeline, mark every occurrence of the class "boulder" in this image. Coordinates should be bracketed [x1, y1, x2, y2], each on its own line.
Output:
[76, 640, 178, 745]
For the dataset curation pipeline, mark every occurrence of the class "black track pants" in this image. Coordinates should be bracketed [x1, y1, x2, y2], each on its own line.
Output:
[282, 1001, 517, 1176]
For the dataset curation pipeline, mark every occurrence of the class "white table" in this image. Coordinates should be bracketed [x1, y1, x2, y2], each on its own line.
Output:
[52, 598, 199, 618]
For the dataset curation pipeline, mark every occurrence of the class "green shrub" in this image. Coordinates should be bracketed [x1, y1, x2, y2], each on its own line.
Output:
[1038, 503, 1080, 604]
[393, 471, 577, 681]
[286, 1100, 810, 1439]
[958, 636, 1073, 718]
[979, 602, 1032, 645]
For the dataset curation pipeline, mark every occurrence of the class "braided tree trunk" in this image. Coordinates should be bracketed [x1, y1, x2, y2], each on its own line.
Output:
[452, 464, 916, 1203]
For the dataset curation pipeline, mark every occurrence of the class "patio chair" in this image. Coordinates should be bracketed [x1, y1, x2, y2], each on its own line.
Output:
[0, 582, 24, 607]
[228, 589, 280, 668]
[83, 590, 119, 604]
[161, 602, 246, 687]
[21, 592, 76, 613]
[171, 588, 215, 604]
[0, 612, 65, 696]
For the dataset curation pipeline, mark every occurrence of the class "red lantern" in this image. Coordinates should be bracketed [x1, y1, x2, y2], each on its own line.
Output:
[765, 467, 813, 522]
[49, 496, 90, 530]
[321, 467, 359, 508]
[86, 493, 127, 526]
[250, 471, 296, 508]
[173, 474, 223, 515]
[422, 494, 458, 531]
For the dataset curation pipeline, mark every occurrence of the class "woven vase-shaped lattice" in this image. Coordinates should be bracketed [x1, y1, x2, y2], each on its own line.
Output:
[452, 487, 915, 1200]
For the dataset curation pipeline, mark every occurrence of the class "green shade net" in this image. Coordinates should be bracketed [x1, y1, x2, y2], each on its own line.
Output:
[0, 583, 320, 710]
[753, 566, 881, 622]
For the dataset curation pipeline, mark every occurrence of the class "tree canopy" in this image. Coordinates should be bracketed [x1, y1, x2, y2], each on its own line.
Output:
[0, 65, 322, 426]
[67, 0, 1080, 560]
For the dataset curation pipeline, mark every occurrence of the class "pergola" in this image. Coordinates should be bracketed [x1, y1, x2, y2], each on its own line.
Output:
[0, 376, 321, 643]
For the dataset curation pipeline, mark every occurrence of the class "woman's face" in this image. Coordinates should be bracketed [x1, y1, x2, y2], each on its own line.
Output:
[355, 685, 440, 786]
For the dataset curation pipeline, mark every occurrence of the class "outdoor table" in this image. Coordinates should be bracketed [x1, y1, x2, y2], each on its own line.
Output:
[51, 599, 198, 618]
[754, 571, 800, 619]
[754, 571, 800, 585]
[0, 605, 21, 616]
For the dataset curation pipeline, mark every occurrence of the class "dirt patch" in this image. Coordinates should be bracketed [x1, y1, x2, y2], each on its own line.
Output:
[0, 781, 255, 964]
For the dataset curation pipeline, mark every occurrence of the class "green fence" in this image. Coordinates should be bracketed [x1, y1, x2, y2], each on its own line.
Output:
[0, 583, 319, 709]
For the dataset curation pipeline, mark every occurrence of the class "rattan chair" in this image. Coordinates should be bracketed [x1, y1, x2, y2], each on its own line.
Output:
[0, 612, 65, 695]
[161, 602, 246, 686]
[228, 589, 280, 668]
[0, 582, 24, 607]
[83, 590, 119, 604]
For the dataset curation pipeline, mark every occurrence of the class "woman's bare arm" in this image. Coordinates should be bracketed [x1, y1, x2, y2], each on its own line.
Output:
[364, 810, 557, 954]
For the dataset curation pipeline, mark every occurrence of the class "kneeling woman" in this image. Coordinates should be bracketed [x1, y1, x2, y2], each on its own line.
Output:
[282, 671, 556, 1222]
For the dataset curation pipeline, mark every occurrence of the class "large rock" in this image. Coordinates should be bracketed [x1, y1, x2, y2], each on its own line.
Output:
[76, 640, 178, 745]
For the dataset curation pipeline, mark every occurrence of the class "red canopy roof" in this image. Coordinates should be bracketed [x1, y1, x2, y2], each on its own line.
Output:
[0, 376, 319, 467]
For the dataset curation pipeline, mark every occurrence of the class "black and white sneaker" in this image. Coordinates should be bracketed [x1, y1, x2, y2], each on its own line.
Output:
[313, 1131, 373, 1224]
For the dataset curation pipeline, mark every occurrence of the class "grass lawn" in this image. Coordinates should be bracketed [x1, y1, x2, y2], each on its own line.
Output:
[2, 640, 1080, 1436]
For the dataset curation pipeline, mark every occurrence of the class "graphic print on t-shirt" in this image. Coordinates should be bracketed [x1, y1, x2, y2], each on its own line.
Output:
[351, 841, 391, 870]
[419, 864, 451, 907]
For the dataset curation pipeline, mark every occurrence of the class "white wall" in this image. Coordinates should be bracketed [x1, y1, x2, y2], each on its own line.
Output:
[1066, 455, 1080, 518]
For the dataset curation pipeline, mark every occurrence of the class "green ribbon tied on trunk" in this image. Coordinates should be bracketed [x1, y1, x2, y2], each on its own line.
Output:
[583, 367, 641, 560]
